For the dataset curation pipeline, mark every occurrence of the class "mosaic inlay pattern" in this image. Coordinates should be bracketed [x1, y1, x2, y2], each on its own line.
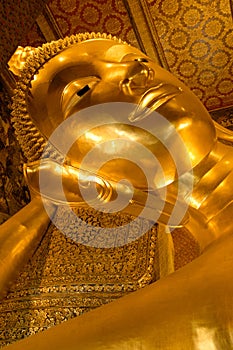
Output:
[0, 207, 158, 347]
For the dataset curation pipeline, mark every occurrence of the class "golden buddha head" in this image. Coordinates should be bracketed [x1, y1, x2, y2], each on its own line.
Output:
[11, 33, 217, 221]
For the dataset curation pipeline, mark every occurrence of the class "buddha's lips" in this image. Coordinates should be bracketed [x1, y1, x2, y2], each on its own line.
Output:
[128, 83, 183, 122]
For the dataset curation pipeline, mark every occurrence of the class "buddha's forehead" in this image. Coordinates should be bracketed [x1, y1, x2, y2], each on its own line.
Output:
[58, 38, 148, 63]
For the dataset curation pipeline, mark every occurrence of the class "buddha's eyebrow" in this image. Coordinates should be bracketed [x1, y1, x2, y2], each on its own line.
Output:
[134, 58, 149, 63]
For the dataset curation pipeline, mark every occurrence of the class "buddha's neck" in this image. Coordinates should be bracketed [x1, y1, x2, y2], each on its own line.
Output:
[185, 140, 233, 250]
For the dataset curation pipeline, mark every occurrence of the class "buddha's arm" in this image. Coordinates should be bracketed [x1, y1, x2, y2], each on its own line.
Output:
[4, 231, 233, 350]
[0, 198, 55, 299]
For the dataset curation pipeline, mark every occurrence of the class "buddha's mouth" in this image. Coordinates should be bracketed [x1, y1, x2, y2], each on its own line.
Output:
[129, 83, 183, 122]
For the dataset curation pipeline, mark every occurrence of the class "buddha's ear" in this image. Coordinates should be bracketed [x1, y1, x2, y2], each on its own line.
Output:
[24, 160, 190, 227]
[23, 160, 87, 205]
[24, 160, 112, 206]
[214, 120, 233, 143]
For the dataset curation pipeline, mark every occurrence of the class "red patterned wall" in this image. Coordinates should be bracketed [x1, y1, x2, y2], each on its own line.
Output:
[20, 23, 46, 48]
[0, 0, 48, 69]
[48, 0, 139, 47]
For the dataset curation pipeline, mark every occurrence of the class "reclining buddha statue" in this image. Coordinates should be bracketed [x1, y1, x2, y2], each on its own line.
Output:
[0, 32, 233, 349]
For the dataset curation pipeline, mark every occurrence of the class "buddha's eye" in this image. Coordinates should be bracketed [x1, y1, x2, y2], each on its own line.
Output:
[62, 77, 100, 118]
[134, 58, 149, 63]
[77, 84, 90, 97]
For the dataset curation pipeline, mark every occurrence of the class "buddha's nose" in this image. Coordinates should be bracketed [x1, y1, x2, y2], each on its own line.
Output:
[120, 61, 154, 96]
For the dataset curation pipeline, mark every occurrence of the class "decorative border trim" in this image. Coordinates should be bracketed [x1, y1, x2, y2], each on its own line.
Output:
[36, 4, 63, 42]
[123, 0, 169, 69]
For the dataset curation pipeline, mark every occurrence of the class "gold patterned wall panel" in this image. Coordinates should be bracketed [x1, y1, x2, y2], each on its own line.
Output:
[126, 0, 233, 111]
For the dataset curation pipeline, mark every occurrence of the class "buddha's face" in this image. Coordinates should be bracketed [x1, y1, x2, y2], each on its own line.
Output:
[27, 39, 216, 190]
